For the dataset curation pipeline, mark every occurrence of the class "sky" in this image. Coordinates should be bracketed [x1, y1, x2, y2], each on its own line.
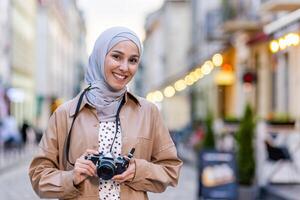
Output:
[77, 0, 164, 54]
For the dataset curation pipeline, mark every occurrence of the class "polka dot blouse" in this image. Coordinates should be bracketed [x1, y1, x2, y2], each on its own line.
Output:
[98, 121, 121, 200]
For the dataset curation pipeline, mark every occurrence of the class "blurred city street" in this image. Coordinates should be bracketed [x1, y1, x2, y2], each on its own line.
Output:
[0, 155, 41, 200]
[0, 145, 198, 200]
[149, 163, 197, 200]
[2, 0, 300, 199]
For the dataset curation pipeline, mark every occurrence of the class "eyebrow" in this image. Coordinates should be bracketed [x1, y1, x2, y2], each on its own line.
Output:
[111, 50, 139, 58]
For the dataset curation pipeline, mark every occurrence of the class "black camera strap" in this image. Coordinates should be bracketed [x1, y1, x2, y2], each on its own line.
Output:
[109, 96, 126, 154]
[66, 85, 91, 166]
[66, 86, 126, 166]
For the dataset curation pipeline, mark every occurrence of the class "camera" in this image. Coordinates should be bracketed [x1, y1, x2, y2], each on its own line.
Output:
[85, 148, 135, 180]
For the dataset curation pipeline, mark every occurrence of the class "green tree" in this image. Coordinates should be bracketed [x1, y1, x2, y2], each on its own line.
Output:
[202, 110, 215, 149]
[236, 104, 256, 185]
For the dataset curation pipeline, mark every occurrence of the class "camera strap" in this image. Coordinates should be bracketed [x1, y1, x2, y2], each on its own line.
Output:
[109, 95, 126, 153]
[65, 86, 126, 166]
[66, 85, 91, 166]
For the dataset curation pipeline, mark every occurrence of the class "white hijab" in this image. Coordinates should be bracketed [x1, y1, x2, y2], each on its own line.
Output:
[85, 27, 142, 122]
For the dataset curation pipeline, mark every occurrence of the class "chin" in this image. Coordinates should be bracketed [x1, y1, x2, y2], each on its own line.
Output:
[111, 84, 126, 91]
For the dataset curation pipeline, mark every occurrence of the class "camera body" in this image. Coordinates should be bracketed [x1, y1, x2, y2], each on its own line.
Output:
[85, 148, 135, 180]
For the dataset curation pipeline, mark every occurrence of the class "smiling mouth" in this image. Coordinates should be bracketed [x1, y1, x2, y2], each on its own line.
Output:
[113, 73, 127, 80]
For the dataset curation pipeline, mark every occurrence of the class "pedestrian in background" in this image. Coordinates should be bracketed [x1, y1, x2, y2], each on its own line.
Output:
[29, 26, 182, 200]
[20, 120, 29, 145]
[1, 114, 21, 150]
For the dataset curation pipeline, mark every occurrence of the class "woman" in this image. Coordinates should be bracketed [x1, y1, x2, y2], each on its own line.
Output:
[29, 27, 182, 200]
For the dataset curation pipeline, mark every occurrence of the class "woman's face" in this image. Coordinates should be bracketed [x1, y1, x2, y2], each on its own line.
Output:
[104, 40, 140, 91]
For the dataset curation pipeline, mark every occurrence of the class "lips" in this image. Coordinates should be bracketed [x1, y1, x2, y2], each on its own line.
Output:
[113, 72, 127, 80]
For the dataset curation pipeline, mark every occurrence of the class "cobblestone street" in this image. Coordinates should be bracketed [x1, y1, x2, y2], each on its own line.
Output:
[149, 162, 198, 200]
[0, 155, 198, 200]
[0, 158, 41, 200]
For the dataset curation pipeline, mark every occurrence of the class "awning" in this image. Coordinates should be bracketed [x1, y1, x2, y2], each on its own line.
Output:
[264, 8, 300, 35]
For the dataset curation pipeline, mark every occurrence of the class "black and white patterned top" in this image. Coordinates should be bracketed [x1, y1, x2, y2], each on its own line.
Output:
[98, 121, 121, 200]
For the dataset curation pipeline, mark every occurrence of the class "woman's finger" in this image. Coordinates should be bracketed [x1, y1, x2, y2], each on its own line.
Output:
[75, 162, 96, 177]
[78, 158, 97, 170]
[75, 166, 94, 177]
[72, 150, 99, 185]
[112, 162, 135, 183]
[75, 157, 97, 175]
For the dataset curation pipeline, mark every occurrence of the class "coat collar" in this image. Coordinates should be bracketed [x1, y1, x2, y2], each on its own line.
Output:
[69, 90, 140, 117]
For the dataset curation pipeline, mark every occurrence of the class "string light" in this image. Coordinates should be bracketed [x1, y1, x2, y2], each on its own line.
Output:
[146, 52, 224, 102]
[201, 61, 213, 75]
[278, 38, 286, 50]
[269, 32, 300, 54]
[212, 53, 223, 67]
[164, 86, 175, 98]
[269, 40, 279, 53]
[153, 90, 163, 102]
[146, 92, 154, 102]
[184, 75, 194, 86]
[190, 71, 198, 82]
[174, 79, 187, 91]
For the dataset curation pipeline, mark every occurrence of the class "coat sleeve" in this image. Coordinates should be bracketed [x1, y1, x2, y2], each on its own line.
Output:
[28, 109, 80, 199]
[126, 104, 183, 192]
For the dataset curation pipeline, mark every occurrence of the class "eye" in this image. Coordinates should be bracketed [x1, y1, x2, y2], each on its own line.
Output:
[129, 57, 139, 64]
[111, 54, 120, 60]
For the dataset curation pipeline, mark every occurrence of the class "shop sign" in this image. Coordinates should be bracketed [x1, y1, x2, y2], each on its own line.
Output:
[199, 150, 237, 199]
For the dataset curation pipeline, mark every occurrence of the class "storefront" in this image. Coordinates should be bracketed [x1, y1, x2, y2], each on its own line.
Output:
[214, 47, 236, 119]
[264, 8, 300, 120]
[246, 32, 272, 119]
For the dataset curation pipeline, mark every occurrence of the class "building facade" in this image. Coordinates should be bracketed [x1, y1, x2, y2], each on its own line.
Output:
[0, 0, 86, 129]
[0, 0, 11, 86]
[36, 0, 86, 129]
[141, 0, 192, 131]
[262, 3, 300, 119]
[134, 0, 300, 129]
[10, 0, 37, 124]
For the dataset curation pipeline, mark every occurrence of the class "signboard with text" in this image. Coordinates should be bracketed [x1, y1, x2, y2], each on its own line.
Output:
[199, 150, 237, 200]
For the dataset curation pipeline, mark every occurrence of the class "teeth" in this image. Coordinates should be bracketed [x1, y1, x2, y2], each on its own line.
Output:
[113, 73, 126, 80]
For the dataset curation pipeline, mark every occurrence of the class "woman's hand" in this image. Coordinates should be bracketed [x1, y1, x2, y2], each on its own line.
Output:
[112, 159, 136, 183]
[72, 149, 98, 186]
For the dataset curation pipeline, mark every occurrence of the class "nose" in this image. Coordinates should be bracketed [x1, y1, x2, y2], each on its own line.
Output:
[119, 60, 129, 71]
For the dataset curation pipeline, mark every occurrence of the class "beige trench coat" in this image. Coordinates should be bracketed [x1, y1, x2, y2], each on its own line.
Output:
[29, 91, 182, 200]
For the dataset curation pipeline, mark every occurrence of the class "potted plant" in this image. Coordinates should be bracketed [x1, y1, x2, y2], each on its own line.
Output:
[202, 110, 215, 149]
[193, 111, 216, 152]
[236, 104, 256, 199]
[223, 115, 240, 124]
[196, 111, 216, 198]
[266, 112, 295, 128]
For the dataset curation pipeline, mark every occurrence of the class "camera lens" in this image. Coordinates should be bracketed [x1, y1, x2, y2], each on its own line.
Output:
[98, 162, 115, 180]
